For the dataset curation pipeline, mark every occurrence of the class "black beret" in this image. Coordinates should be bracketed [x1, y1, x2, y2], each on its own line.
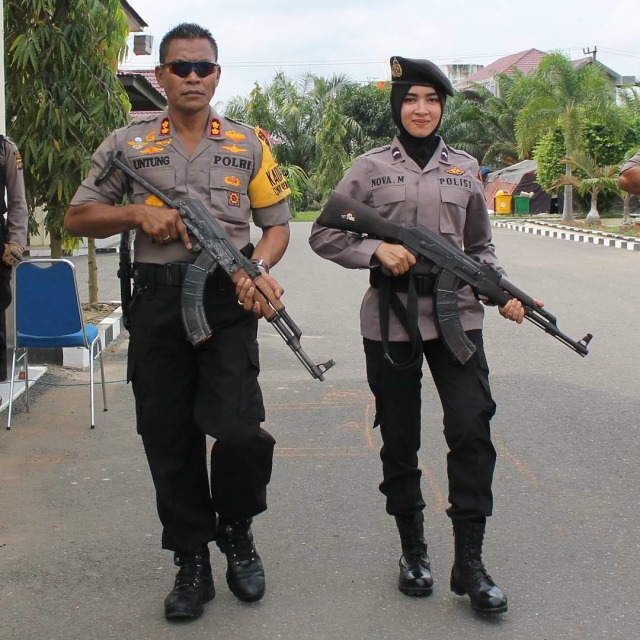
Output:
[390, 56, 454, 96]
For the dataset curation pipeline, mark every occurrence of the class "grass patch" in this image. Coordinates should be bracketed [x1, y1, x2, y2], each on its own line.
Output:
[291, 210, 320, 222]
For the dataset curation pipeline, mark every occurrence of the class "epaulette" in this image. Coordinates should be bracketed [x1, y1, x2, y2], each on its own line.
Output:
[361, 144, 392, 158]
[444, 143, 478, 164]
[223, 115, 255, 132]
[128, 113, 160, 125]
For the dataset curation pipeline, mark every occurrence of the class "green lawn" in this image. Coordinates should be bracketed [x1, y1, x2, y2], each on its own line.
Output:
[291, 210, 320, 222]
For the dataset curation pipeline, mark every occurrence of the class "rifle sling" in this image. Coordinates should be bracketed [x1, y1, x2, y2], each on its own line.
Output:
[375, 272, 424, 370]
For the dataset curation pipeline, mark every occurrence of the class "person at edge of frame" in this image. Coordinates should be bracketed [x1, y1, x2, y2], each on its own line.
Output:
[309, 55, 543, 615]
[64, 23, 292, 621]
[0, 134, 28, 384]
[618, 149, 640, 195]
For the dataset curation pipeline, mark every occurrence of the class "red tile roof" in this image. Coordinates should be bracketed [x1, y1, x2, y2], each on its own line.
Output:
[465, 48, 546, 83]
[120, 68, 165, 97]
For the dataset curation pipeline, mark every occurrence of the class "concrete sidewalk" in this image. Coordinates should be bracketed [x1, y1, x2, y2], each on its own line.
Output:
[491, 216, 640, 251]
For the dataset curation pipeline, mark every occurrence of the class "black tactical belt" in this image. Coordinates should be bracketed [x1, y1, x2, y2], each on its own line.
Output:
[132, 262, 190, 287]
[369, 268, 436, 295]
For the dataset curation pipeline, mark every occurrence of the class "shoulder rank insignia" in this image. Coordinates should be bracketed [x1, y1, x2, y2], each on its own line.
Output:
[15, 151, 23, 171]
[226, 129, 246, 141]
[210, 118, 222, 138]
[160, 118, 171, 136]
[446, 166, 465, 175]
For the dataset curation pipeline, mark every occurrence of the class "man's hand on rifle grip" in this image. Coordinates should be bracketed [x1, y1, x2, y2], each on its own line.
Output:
[236, 272, 284, 319]
[499, 298, 544, 324]
[136, 204, 192, 248]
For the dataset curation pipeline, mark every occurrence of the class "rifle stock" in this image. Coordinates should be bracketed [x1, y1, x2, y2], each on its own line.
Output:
[317, 191, 592, 362]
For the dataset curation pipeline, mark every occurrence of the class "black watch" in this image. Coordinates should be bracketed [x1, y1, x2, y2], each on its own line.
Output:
[250, 258, 270, 274]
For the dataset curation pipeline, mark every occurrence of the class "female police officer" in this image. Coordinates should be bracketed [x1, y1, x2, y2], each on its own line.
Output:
[309, 56, 532, 614]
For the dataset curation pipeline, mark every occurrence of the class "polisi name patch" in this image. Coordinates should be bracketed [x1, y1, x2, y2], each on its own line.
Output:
[439, 176, 472, 189]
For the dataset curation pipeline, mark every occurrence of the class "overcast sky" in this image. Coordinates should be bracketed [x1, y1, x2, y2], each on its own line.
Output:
[122, 0, 640, 108]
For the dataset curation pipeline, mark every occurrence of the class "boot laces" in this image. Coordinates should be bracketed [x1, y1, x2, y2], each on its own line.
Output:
[221, 522, 258, 565]
[173, 555, 208, 590]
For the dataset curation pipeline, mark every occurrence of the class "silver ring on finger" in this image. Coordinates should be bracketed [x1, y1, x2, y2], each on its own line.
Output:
[162, 235, 171, 242]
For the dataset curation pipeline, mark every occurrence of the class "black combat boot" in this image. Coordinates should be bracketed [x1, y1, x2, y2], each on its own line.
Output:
[450, 519, 508, 614]
[395, 512, 433, 597]
[164, 546, 215, 620]
[216, 518, 265, 602]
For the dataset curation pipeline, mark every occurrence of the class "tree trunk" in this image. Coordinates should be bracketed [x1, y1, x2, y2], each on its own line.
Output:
[622, 193, 632, 226]
[50, 232, 63, 258]
[562, 164, 574, 223]
[584, 191, 601, 225]
[88, 238, 99, 304]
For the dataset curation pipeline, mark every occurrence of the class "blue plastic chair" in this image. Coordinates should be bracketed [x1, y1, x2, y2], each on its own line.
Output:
[7, 259, 107, 430]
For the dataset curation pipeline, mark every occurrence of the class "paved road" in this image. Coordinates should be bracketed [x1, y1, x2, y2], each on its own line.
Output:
[1, 223, 638, 639]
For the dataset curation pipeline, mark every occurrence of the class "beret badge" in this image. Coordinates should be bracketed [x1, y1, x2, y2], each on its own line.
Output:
[391, 57, 403, 79]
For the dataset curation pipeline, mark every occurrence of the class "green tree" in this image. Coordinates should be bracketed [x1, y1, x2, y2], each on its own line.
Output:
[313, 99, 350, 200]
[225, 72, 362, 207]
[438, 91, 487, 161]
[553, 152, 621, 224]
[508, 52, 614, 221]
[533, 128, 566, 192]
[5, 0, 130, 301]
[337, 81, 394, 155]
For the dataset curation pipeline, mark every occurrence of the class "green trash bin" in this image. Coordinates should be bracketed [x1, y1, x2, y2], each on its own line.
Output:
[513, 196, 530, 215]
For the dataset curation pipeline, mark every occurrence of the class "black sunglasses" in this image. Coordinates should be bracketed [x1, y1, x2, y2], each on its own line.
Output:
[160, 60, 219, 78]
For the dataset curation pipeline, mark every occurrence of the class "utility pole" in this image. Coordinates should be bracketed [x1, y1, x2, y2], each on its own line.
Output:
[583, 46, 598, 62]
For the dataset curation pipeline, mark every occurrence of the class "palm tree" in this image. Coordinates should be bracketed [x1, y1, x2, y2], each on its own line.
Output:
[553, 152, 620, 225]
[508, 52, 614, 222]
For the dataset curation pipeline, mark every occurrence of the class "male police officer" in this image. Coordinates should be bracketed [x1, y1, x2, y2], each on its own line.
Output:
[65, 23, 291, 620]
[0, 135, 28, 382]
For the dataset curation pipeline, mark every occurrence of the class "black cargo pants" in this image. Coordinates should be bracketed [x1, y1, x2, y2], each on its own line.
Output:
[364, 330, 497, 521]
[128, 263, 275, 552]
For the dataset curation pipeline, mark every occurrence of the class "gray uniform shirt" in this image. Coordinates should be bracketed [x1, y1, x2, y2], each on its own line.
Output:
[621, 150, 640, 174]
[71, 109, 291, 264]
[309, 137, 504, 342]
[1, 136, 29, 247]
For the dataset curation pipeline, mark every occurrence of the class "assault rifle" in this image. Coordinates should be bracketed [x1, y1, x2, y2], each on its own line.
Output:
[95, 150, 335, 381]
[316, 192, 592, 364]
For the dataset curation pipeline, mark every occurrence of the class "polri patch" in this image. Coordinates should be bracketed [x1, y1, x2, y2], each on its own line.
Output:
[228, 192, 240, 207]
